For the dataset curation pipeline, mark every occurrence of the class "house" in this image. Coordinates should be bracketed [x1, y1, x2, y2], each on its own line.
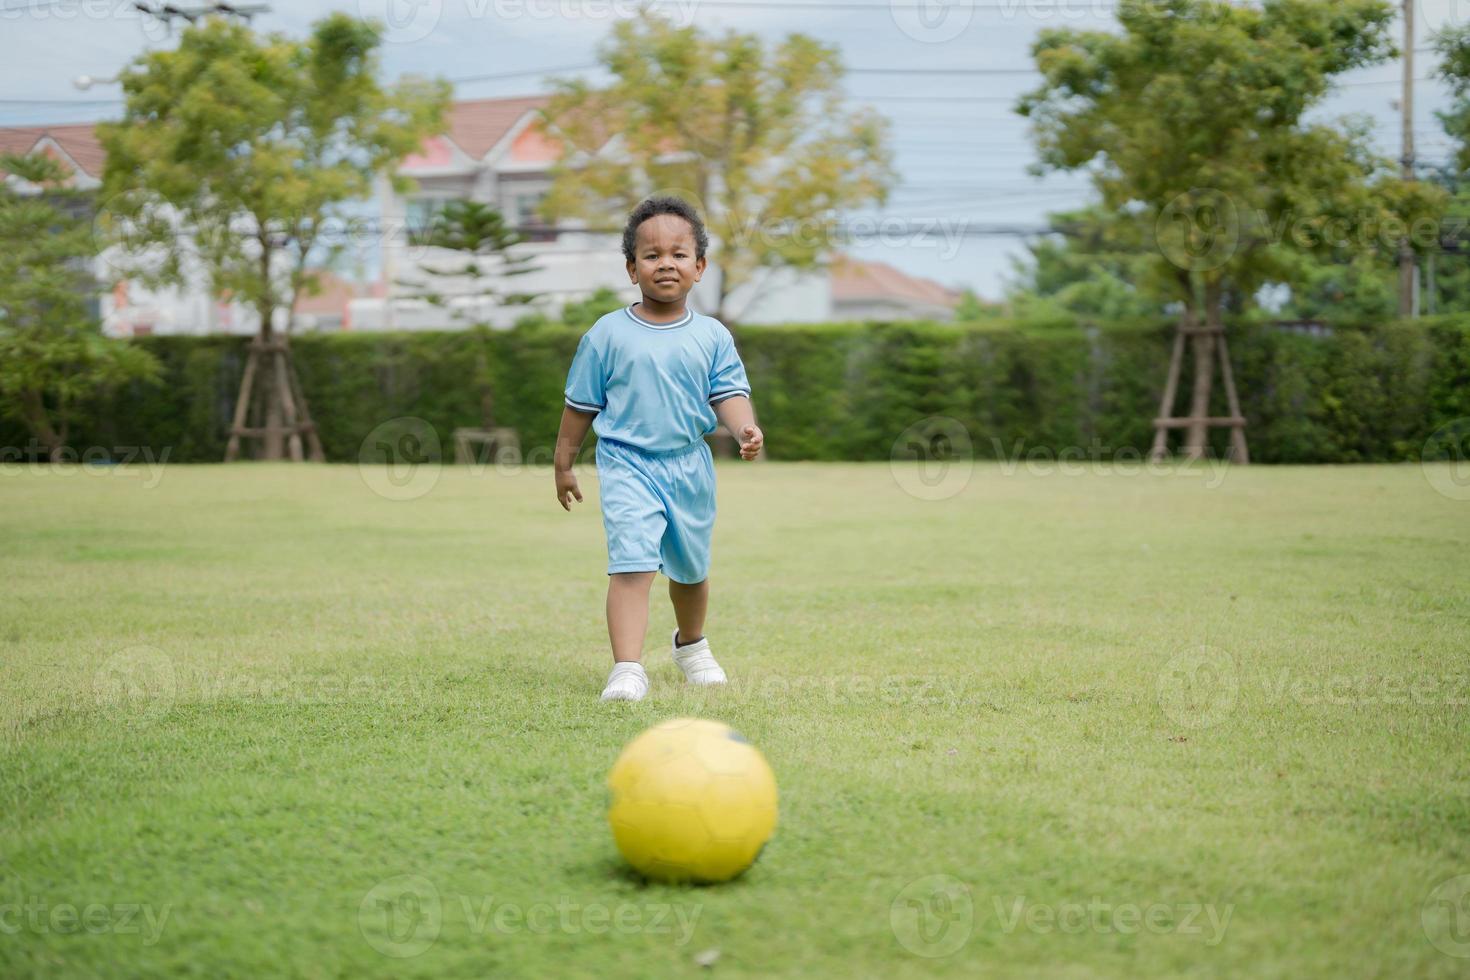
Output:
[0, 124, 107, 190]
[830, 255, 966, 322]
[364, 94, 962, 328]
[0, 123, 270, 338]
[3, 96, 965, 334]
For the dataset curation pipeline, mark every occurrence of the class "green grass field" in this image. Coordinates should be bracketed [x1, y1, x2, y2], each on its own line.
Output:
[2, 458, 1468, 977]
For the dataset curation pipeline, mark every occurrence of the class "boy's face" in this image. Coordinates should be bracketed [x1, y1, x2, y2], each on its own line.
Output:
[627, 214, 706, 305]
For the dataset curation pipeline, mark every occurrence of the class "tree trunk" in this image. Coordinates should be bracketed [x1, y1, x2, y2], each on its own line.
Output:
[19, 389, 63, 461]
[1182, 283, 1221, 461]
[713, 262, 731, 323]
[1149, 311, 1190, 461]
[224, 302, 324, 462]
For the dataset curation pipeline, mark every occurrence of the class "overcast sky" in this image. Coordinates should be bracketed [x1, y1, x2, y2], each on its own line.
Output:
[1, 0, 1465, 299]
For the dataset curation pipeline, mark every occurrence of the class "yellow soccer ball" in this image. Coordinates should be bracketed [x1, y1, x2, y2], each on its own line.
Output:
[607, 718, 778, 884]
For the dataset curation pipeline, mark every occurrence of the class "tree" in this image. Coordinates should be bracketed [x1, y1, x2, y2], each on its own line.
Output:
[540, 16, 895, 322]
[1434, 23, 1470, 176]
[953, 289, 1002, 323]
[0, 155, 159, 460]
[1264, 250, 1397, 322]
[1018, 0, 1445, 460]
[1425, 25, 1470, 314]
[1004, 206, 1175, 324]
[399, 199, 542, 325]
[97, 13, 449, 461]
[559, 287, 626, 330]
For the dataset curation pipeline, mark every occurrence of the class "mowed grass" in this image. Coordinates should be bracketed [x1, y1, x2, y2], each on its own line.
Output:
[1, 457, 1468, 978]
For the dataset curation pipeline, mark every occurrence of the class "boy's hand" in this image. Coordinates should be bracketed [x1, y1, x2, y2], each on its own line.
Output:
[555, 469, 583, 510]
[738, 424, 764, 461]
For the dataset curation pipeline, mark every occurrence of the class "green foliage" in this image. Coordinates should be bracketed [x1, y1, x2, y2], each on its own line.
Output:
[1268, 250, 1398, 322]
[400, 200, 542, 323]
[559, 287, 626, 330]
[952, 289, 1002, 323]
[513, 287, 628, 331]
[1004, 206, 1175, 324]
[540, 16, 896, 320]
[0, 154, 160, 458]
[1434, 23, 1470, 174]
[22, 317, 1469, 466]
[96, 13, 450, 335]
[1018, 0, 1444, 327]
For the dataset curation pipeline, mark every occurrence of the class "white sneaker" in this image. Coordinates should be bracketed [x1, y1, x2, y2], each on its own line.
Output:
[600, 662, 649, 702]
[671, 629, 727, 685]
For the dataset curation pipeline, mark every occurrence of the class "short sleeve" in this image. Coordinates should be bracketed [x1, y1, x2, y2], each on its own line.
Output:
[564, 331, 606, 413]
[708, 330, 752, 405]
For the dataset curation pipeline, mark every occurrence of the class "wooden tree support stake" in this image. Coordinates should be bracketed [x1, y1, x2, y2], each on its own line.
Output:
[224, 336, 326, 463]
[1149, 314, 1250, 464]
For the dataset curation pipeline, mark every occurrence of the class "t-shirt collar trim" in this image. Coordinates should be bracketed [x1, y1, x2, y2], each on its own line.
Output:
[625, 303, 693, 330]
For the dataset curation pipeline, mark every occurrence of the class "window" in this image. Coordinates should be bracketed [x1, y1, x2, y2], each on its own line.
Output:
[513, 192, 544, 226]
[511, 191, 555, 242]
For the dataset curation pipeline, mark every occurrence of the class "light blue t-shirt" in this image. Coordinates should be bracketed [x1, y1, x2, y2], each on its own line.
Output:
[563, 303, 753, 454]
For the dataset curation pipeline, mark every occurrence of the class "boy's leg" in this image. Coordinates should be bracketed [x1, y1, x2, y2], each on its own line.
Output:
[668, 577, 708, 646]
[607, 571, 657, 663]
[658, 444, 724, 684]
[602, 571, 656, 702]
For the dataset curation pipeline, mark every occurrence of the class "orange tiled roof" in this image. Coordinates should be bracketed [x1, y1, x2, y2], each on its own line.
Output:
[1, 93, 631, 180]
[830, 255, 963, 308]
[0, 123, 107, 179]
[442, 94, 550, 160]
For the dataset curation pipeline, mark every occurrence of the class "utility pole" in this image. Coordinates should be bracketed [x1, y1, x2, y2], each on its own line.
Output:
[1399, 0, 1417, 318]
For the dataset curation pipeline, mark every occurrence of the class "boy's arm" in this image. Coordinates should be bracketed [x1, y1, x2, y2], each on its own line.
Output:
[713, 395, 763, 461]
[555, 406, 596, 510]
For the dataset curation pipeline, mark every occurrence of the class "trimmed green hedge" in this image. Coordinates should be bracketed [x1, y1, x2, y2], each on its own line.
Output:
[5, 317, 1468, 464]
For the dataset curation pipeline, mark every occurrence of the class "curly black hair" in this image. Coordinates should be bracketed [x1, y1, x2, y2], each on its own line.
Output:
[621, 195, 710, 263]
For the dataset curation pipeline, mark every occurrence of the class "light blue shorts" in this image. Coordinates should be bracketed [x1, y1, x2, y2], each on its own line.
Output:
[595, 436, 716, 584]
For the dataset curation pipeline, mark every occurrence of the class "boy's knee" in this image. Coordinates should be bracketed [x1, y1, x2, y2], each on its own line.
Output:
[610, 570, 657, 587]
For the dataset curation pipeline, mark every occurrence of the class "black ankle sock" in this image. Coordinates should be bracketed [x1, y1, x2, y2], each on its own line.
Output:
[675, 632, 704, 648]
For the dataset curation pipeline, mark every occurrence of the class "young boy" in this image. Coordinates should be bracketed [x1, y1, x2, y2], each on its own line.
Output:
[554, 196, 763, 702]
